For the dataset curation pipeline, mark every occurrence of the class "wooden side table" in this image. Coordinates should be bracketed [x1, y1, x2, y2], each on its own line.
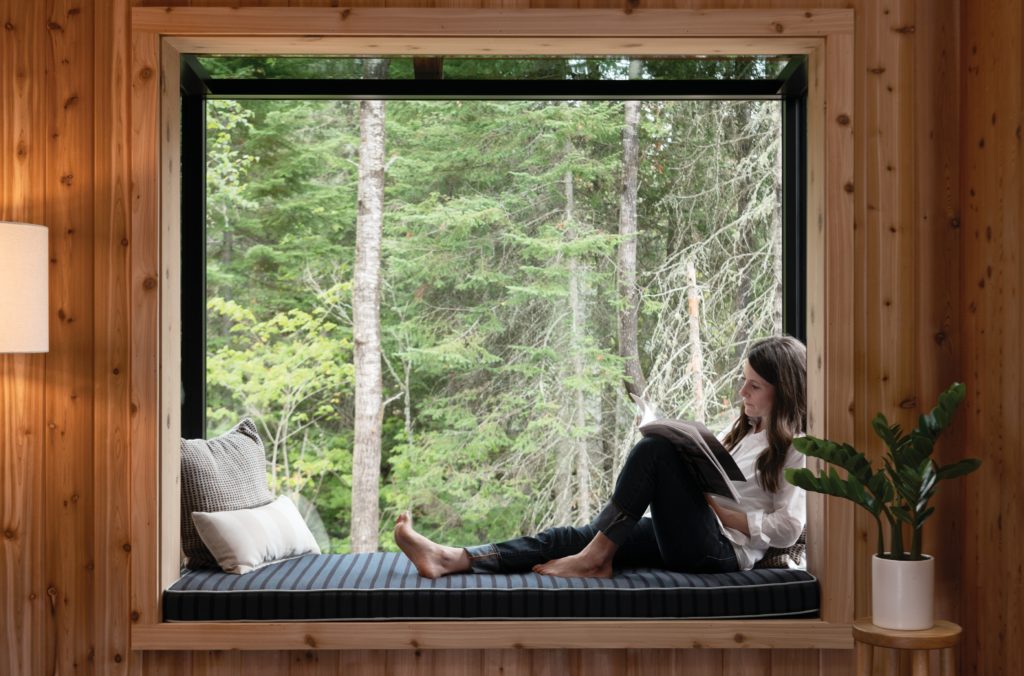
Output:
[853, 618, 962, 676]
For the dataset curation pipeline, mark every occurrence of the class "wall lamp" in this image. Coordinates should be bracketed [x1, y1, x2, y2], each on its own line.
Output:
[0, 221, 49, 354]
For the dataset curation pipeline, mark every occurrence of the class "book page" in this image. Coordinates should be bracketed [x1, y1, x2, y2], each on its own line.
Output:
[629, 393, 664, 427]
[636, 417, 745, 502]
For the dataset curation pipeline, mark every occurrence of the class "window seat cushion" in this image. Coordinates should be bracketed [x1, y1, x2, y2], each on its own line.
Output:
[163, 552, 819, 621]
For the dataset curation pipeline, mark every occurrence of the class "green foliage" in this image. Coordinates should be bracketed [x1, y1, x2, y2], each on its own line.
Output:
[204, 64, 786, 550]
[785, 383, 981, 561]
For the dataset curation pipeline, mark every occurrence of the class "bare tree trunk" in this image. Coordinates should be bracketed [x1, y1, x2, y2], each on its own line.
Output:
[771, 106, 785, 334]
[562, 156, 593, 523]
[220, 204, 233, 265]
[617, 63, 647, 399]
[686, 260, 706, 423]
[569, 258, 592, 521]
[350, 58, 388, 553]
[404, 361, 414, 448]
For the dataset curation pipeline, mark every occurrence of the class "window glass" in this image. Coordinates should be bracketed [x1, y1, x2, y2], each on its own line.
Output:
[203, 68, 785, 553]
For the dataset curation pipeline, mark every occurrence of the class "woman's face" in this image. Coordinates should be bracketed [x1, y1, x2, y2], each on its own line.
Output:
[739, 360, 775, 423]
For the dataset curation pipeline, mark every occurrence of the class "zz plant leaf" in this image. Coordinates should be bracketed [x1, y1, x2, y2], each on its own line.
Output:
[785, 382, 981, 561]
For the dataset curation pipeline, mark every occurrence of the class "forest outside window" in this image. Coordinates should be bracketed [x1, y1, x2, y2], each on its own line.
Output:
[179, 55, 807, 558]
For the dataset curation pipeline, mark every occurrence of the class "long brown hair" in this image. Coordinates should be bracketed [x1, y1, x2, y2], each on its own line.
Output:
[720, 335, 807, 493]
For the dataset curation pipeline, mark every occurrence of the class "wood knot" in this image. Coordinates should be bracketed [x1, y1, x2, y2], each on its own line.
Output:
[868, 66, 886, 75]
[122, 543, 131, 552]
[950, 217, 960, 229]
[304, 635, 317, 648]
[934, 330, 946, 345]
[47, 21, 63, 31]
[112, 367, 120, 376]
[734, 633, 745, 643]
[4, 21, 14, 31]
[773, 22, 784, 33]
[3, 529, 14, 540]
[139, 67, 153, 81]
[68, 7, 80, 15]
[63, 95, 78, 110]
[893, 25, 916, 34]
[805, 11, 812, 17]
[844, 182, 854, 193]
[114, 654, 122, 663]
[836, 113, 850, 125]
[142, 277, 157, 290]
[130, 611, 140, 622]
[60, 174, 74, 186]
[899, 397, 917, 409]
[340, 8, 351, 19]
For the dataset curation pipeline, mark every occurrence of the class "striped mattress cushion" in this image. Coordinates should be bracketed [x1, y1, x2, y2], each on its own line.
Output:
[163, 552, 819, 621]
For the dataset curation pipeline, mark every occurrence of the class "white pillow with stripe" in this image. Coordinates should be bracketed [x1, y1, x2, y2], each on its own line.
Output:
[191, 495, 321, 574]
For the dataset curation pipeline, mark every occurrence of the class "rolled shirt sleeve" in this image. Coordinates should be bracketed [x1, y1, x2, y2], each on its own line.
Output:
[744, 446, 807, 549]
[712, 428, 810, 570]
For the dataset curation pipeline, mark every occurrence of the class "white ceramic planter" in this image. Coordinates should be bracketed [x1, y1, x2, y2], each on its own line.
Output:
[871, 553, 934, 630]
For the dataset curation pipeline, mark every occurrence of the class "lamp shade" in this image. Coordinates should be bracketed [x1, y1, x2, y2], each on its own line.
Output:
[0, 222, 49, 353]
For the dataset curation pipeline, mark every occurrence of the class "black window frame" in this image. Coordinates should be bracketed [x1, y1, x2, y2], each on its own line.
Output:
[179, 55, 807, 438]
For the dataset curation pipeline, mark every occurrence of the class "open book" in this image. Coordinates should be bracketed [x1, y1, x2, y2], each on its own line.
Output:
[631, 394, 746, 502]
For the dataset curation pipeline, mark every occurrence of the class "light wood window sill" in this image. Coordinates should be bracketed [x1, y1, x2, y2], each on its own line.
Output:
[132, 618, 854, 651]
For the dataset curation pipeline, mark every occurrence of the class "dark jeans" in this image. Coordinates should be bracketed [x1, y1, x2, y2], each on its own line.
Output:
[465, 435, 739, 574]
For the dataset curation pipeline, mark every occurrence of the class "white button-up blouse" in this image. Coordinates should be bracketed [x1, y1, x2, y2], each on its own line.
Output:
[708, 427, 807, 570]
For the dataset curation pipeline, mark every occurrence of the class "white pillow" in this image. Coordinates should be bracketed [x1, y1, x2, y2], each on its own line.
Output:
[191, 495, 321, 574]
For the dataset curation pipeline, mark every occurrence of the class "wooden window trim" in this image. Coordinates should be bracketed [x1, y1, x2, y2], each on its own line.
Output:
[129, 7, 855, 652]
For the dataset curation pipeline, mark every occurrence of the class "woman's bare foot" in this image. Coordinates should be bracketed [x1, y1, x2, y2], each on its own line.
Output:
[532, 530, 617, 578]
[393, 512, 471, 579]
[532, 551, 613, 578]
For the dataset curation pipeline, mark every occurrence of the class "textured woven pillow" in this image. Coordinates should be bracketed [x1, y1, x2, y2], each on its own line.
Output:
[754, 525, 807, 569]
[192, 495, 321, 574]
[181, 419, 274, 569]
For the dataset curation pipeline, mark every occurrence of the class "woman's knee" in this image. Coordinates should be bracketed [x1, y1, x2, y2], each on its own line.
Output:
[627, 435, 678, 466]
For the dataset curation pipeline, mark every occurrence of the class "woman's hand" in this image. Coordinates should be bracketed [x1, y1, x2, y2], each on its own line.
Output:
[705, 495, 751, 536]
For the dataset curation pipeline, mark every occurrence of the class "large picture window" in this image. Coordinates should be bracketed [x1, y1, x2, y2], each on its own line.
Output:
[180, 55, 807, 554]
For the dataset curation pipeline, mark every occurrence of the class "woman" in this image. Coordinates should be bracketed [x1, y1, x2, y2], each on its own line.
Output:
[394, 335, 807, 578]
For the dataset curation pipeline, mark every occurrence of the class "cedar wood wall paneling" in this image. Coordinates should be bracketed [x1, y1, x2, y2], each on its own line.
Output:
[44, 1, 96, 674]
[1, 3, 47, 676]
[961, 1, 1023, 676]
[4, 0, 1014, 673]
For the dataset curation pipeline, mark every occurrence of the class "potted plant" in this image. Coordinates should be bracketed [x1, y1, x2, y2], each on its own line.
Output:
[784, 382, 981, 630]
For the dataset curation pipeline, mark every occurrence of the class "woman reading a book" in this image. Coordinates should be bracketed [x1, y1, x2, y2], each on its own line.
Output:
[394, 335, 807, 578]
